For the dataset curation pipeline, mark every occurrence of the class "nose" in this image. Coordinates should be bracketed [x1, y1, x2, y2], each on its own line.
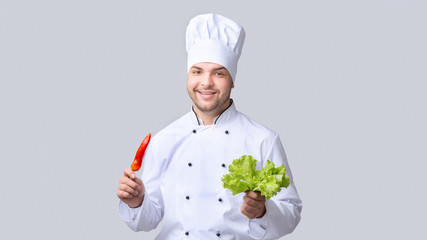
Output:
[200, 72, 214, 87]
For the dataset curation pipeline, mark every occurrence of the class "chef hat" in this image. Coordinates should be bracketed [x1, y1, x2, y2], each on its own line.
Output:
[186, 13, 246, 82]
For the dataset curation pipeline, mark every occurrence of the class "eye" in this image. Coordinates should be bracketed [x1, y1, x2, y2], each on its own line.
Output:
[215, 72, 225, 76]
[193, 70, 201, 75]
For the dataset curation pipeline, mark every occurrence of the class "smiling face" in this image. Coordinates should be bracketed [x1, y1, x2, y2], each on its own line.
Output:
[187, 62, 234, 118]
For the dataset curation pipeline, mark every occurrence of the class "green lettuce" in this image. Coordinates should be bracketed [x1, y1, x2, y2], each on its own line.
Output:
[221, 155, 290, 199]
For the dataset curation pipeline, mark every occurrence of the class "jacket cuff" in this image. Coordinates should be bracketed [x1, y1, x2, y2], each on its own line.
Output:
[118, 200, 142, 222]
[118, 192, 147, 223]
[248, 210, 268, 239]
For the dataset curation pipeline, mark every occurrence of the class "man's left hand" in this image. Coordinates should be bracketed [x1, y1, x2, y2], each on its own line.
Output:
[241, 191, 266, 219]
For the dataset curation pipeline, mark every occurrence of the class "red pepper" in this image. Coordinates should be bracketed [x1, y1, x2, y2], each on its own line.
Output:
[131, 133, 151, 171]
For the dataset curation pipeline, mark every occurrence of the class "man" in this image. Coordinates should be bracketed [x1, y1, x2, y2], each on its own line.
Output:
[117, 13, 302, 239]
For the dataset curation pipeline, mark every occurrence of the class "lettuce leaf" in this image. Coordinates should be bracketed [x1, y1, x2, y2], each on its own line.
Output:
[221, 155, 290, 199]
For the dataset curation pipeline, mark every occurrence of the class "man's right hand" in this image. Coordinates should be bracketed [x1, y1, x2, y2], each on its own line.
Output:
[117, 168, 145, 208]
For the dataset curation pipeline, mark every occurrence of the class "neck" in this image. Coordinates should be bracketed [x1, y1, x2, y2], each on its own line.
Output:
[193, 99, 232, 125]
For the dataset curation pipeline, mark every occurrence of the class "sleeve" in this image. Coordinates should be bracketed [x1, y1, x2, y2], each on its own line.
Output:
[118, 137, 166, 231]
[248, 134, 303, 239]
[248, 215, 268, 239]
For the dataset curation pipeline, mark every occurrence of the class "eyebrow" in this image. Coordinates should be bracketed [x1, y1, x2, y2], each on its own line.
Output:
[190, 66, 227, 71]
[214, 67, 227, 71]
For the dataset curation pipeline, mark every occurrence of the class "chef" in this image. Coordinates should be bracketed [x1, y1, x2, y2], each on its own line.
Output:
[117, 13, 302, 239]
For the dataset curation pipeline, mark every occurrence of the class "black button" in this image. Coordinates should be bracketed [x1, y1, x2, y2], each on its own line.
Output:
[221, 163, 226, 168]
[225, 130, 229, 134]
[192, 129, 196, 133]
[185, 231, 189, 236]
[188, 162, 192, 167]
[218, 198, 222, 202]
[216, 232, 221, 237]
[186, 196, 190, 200]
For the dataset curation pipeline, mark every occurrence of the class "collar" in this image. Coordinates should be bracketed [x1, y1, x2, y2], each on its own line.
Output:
[191, 99, 237, 126]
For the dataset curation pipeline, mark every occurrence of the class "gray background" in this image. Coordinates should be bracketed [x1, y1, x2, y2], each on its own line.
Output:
[1, 0, 426, 239]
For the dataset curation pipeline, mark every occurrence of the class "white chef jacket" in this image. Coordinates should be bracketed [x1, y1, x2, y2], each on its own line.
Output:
[119, 101, 302, 240]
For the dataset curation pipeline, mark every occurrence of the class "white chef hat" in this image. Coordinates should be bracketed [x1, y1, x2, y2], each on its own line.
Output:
[186, 13, 246, 82]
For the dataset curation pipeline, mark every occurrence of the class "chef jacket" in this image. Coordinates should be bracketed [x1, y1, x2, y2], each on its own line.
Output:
[119, 101, 302, 239]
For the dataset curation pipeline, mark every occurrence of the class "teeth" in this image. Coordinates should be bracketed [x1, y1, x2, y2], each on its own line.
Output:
[199, 91, 215, 95]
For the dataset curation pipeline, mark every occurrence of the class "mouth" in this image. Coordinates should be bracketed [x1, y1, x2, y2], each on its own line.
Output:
[196, 90, 217, 99]
[198, 90, 216, 95]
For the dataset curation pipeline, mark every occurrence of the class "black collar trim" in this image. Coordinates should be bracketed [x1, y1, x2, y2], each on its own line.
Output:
[214, 99, 233, 125]
[191, 106, 201, 126]
[191, 99, 234, 126]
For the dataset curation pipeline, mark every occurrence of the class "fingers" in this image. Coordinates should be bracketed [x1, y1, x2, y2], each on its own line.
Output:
[117, 168, 145, 208]
[245, 191, 266, 201]
[118, 182, 139, 197]
[119, 175, 141, 191]
[241, 191, 266, 219]
[124, 168, 136, 180]
[241, 203, 265, 219]
[117, 171, 144, 200]
[243, 191, 265, 207]
[117, 187, 137, 199]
